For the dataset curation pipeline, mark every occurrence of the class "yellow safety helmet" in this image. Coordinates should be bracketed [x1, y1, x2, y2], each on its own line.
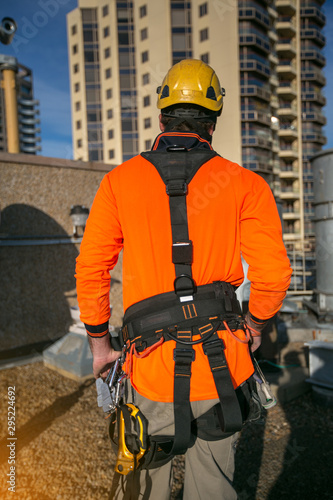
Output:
[156, 59, 225, 119]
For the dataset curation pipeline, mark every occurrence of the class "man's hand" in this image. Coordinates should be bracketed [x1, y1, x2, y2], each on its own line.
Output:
[244, 312, 267, 353]
[88, 333, 122, 379]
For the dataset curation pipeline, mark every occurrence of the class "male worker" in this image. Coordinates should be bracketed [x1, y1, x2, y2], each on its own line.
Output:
[76, 59, 292, 499]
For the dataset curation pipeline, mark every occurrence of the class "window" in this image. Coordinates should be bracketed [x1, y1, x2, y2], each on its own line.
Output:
[88, 130, 102, 141]
[109, 149, 115, 159]
[72, 44, 78, 55]
[74, 82, 80, 92]
[199, 2, 208, 17]
[106, 88, 112, 99]
[104, 47, 111, 58]
[103, 26, 110, 38]
[108, 129, 114, 139]
[120, 73, 136, 88]
[82, 8, 95, 22]
[141, 28, 148, 41]
[144, 117, 151, 129]
[75, 101, 80, 111]
[105, 68, 112, 79]
[143, 95, 150, 107]
[122, 118, 136, 131]
[201, 53, 209, 64]
[77, 139, 82, 148]
[142, 73, 150, 85]
[200, 28, 209, 42]
[139, 5, 147, 18]
[84, 50, 98, 63]
[89, 150, 100, 161]
[141, 51, 149, 63]
[86, 88, 101, 103]
[107, 109, 113, 119]
[172, 34, 186, 50]
[73, 63, 79, 73]
[145, 139, 152, 150]
[71, 25, 77, 36]
[102, 5, 108, 16]
[87, 111, 101, 122]
[76, 120, 81, 130]
[83, 29, 95, 42]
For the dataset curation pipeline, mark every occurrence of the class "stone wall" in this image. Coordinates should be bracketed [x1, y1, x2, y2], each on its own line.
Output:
[0, 152, 123, 354]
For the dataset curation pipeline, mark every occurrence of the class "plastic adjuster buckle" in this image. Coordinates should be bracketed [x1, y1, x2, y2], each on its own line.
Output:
[173, 348, 196, 363]
[166, 181, 188, 196]
[202, 338, 226, 357]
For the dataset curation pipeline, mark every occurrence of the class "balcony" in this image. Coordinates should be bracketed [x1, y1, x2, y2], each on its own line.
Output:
[301, 49, 326, 67]
[283, 211, 301, 220]
[279, 145, 299, 160]
[242, 135, 272, 149]
[241, 111, 271, 125]
[240, 59, 270, 77]
[279, 185, 300, 198]
[276, 38, 296, 58]
[271, 96, 279, 108]
[276, 16, 296, 37]
[276, 0, 296, 16]
[279, 164, 299, 178]
[269, 74, 279, 87]
[301, 69, 326, 86]
[301, 91, 326, 106]
[238, 6, 270, 28]
[273, 160, 281, 174]
[241, 85, 271, 102]
[300, 7, 326, 27]
[242, 161, 273, 174]
[239, 31, 270, 54]
[301, 28, 326, 47]
[278, 125, 298, 139]
[277, 81, 297, 99]
[276, 61, 297, 78]
[302, 111, 326, 125]
[277, 103, 298, 119]
[302, 132, 326, 145]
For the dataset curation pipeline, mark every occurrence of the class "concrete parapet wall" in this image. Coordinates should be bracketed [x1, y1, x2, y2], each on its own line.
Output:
[0, 152, 123, 353]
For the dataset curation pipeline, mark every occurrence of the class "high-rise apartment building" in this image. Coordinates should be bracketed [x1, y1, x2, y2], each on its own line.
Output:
[67, 0, 326, 262]
[0, 57, 41, 154]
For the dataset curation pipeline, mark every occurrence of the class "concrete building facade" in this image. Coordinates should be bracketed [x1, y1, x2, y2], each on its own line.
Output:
[66, 0, 326, 264]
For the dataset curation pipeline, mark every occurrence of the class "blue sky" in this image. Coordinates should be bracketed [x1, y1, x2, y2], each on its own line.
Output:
[2, 0, 333, 159]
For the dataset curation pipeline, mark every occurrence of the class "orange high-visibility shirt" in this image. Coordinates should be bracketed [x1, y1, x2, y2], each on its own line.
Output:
[76, 145, 292, 402]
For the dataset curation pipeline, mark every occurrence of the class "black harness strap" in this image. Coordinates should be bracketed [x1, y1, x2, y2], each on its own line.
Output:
[203, 336, 243, 433]
[121, 149, 245, 463]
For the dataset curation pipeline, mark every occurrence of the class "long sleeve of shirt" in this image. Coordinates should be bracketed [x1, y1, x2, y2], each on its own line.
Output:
[75, 174, 123, 335]
[239, 172, 292, 320]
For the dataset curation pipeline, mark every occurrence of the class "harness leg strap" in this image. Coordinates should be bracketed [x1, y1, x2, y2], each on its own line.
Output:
[203, 337, 243, 433]
[170, 346, 195, 455]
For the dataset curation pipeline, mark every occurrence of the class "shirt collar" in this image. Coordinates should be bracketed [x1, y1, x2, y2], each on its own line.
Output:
[151, 131, 213, 152]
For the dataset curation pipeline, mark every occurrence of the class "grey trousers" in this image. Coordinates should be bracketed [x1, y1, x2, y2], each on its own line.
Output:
[112, 385, 239, 500]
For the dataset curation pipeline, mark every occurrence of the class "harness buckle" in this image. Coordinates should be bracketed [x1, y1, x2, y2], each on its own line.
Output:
[173, 348, 196, 363]
[166, 180, 187, 196]
[202, 338, 226, 358]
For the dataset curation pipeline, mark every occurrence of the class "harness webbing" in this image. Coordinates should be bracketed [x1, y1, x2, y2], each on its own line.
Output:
[120, 148, 245, 461]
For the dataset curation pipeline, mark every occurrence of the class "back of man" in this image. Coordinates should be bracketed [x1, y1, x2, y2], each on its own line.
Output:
[76, 59, 292, 499]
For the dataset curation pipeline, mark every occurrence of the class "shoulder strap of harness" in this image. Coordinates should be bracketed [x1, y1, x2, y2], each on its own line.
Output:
[140, 148, 243, 457]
